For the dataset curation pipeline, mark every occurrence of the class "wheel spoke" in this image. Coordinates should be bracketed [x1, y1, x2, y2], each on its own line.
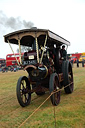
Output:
[21, 81, 25, 89]
[20, 89, 23, 94]
[21, 80, 30, 103]
[24, 95, 26, 103]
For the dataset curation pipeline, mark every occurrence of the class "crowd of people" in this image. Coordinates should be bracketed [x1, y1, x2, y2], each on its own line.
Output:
[70, 58, 85, 67]
[0, 65, 22, 73]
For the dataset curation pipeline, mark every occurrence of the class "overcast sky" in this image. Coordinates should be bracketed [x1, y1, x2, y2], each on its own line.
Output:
[0, 0, 85, 58]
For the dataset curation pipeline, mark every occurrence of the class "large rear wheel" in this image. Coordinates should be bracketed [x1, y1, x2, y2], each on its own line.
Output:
[62, 61, 74, 94]
[16, 76, 31, 107]
[49, 73, 60, 106]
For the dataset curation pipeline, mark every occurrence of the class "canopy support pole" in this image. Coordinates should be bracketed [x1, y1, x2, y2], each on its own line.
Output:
[40, 35, 47, 64]
[35, 33, 39, 63]
[18, 38, 22, 64]
[7, 40, 20, 66]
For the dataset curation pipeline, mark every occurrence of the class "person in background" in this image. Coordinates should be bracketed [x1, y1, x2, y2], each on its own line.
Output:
[76, 58, 79, 67]
[82, 59, 84, 67]
[60, 45, 67, 60]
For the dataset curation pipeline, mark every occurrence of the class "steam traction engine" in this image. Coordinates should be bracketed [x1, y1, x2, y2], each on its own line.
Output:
[4, 28, 74, 107]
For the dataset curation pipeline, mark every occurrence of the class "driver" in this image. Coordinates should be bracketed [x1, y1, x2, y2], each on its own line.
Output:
[60, 45, 67, 60]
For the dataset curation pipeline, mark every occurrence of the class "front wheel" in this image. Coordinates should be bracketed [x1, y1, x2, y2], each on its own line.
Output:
[49, 73, 60, 106]
[16, 76, 31, 107]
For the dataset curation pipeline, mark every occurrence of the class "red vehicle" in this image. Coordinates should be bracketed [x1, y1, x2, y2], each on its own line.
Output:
[70, 56, 77, 63]
[71, 53, 81, 63]
[6, 53, 23, 67]
[0, 58, 6, 67]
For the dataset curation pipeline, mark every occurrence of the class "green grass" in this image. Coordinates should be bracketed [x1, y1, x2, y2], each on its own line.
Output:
[0, 66, 85, 128]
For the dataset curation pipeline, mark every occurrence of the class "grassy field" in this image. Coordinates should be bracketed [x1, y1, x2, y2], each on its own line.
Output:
[0, 65, 85, 128]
